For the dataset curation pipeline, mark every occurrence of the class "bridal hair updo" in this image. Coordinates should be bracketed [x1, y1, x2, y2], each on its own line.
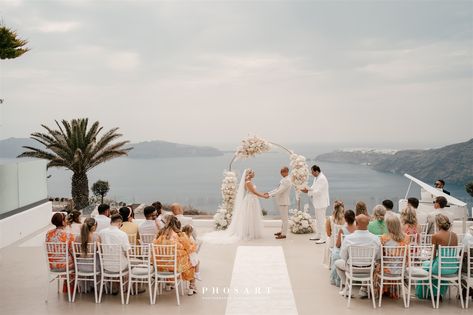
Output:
[245, 169, 255, 180]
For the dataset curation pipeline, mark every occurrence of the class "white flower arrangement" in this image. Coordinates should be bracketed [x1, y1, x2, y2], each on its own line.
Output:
[235, 135, 272, 160]
[288, 204, 314, 234]
[214, 171, 238, 230]
[289, 153, 310, 193]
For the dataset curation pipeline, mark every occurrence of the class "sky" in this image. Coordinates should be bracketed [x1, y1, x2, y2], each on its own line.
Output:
[0, 0, 472, 148]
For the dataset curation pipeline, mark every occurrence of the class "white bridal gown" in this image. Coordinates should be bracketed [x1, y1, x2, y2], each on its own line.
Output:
[202, 181, 264, 244]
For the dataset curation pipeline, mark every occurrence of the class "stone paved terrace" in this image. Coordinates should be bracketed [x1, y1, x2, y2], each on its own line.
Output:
[0, 222, 470, 315]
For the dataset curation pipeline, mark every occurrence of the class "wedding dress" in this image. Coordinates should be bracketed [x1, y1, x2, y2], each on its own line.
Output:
[202, 169, 264, 244]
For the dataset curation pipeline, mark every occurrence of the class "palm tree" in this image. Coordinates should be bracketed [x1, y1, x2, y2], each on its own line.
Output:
[0, 25, 29, 59]
[18, 118, 132, 209]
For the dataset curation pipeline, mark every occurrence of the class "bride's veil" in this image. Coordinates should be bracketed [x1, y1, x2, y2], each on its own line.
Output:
[226, 168, 248, 235]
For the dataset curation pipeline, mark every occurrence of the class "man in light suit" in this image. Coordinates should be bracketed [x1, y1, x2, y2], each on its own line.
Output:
[302, 164, 330, 244]
[268, 166, 292, 239]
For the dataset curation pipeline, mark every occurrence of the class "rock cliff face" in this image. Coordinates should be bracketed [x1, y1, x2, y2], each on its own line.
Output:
[0, 138, 223, 159]
[316, 139, 473, 185]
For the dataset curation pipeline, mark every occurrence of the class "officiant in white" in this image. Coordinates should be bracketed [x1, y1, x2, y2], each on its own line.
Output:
[302, 165, 330, 244]
[268, 166, 292, 239]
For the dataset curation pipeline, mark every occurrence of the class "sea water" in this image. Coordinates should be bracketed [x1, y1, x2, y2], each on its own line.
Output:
[44, 144, 473, 216]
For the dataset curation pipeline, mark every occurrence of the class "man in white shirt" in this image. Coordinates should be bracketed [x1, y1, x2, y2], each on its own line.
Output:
[335, 215, 381, 296]
[99, 214, 131, 273]
[94, 204, 111, 233]
[139, 205, 159, 236]
[268, 166, 292, 239]
[301, 165, 330, 244]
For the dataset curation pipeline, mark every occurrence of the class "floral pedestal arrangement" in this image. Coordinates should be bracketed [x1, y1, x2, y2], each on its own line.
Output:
[288, 205, 314, 234]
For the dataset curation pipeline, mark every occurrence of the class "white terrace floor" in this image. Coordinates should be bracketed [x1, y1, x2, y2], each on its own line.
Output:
[0, 223, 469, 315]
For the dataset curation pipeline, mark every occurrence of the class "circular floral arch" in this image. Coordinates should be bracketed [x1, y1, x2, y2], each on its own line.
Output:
[214, 135, 310, 230]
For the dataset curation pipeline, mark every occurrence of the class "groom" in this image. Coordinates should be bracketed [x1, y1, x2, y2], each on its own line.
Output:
[268, 166, 292, 239]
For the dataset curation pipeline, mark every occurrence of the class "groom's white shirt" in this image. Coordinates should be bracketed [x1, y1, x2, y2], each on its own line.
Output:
[269, 176, 291, 206]
[308, 172, 330, 209]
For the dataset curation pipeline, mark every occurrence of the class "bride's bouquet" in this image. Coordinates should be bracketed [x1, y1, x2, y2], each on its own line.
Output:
[288, 204, 314, 234]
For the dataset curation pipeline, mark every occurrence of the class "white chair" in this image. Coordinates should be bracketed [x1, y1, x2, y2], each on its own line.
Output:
[405, 244, 435, 308]
[344, 246, 377, 308]
[325, 224, 341, 268]
[127, 244, 154, 304]
[127, 234, 137, 245]
[377, 245, 407, 307]
[432, 245, 464, 308]
[419, 223, 428, 234]
[98, 244, 130, 304]
[72, 242, 101, 303]
[462, 244, 473, 308]
[152, 243, 184, 305]
[140, 234, 156, 245]
[420, 233, 433, 246]
[408, 234, 418, 244]
[44, 242, 74, 303]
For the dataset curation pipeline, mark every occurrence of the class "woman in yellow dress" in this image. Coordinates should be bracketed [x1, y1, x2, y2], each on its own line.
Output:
[154, 216, 197, 295]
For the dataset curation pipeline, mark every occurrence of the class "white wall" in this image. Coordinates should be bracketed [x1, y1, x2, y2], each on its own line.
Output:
[0, 201, 52, 248]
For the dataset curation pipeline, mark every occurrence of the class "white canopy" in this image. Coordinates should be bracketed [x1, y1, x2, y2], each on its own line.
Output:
[404, 173, 467, 207]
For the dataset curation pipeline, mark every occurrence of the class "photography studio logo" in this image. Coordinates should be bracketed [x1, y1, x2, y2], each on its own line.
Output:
[201, 286, 272, 300]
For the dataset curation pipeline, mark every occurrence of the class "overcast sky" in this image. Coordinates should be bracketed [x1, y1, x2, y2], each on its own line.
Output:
[0, 0, 472, 147]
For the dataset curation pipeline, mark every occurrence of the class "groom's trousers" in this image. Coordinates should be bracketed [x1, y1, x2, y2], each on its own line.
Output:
[314, 207, 327, 241]
[278, 205, 289, 236]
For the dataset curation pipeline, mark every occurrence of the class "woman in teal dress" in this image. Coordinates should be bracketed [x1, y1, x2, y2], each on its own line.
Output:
[416, 213, 459, 299]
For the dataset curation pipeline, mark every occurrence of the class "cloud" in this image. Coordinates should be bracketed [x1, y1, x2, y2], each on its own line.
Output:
[106, 52, 141, 71]
[35, 21, 80, 33]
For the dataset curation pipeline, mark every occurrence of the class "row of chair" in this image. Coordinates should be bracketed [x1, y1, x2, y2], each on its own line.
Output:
[341, 244, 472, 309]
[45, 242, 185, 305]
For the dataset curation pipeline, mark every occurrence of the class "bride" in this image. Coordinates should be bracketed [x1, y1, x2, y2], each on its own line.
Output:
[202, 169, 268, 243]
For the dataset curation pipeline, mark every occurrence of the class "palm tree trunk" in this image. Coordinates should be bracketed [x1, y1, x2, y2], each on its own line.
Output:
[71, 172, 89, 210]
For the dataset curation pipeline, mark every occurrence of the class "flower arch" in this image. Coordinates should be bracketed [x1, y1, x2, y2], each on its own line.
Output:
[214, 135, 310, 230]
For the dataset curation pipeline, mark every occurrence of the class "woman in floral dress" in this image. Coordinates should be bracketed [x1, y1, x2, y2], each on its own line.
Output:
[154, 216, 197, 295]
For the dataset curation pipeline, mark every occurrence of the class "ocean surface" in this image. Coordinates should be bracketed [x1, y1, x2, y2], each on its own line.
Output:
[40, 144, 472, 216]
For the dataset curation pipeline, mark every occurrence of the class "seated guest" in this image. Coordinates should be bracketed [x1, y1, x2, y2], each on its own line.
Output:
[416, 214, 459, 300]
[355, 201, 369, 216]
[119, 206, 140, 244]
[153, 201, 166, 230]
[374, 214, 410, 299]
[182, 225, 201, 281]
[382, 199, 394, 212]
[335, 214, 381, 297]
[400, 206, 420, 236]
[99, 214, 131, 273]
[463, 225, 473, 251]
[426, 196, 454, 234]
[330, 209, 356, 287]
[171, 203, 193, 227]
[77, 218, 101, 273]
[139, 205, 159, 236]
[45, 212, 75, 271]
[154, 216, 197, 296]
[407, 197, 419, 210]
[95, 204, 111, 233]
[66, 210, 82, 235]
[368, 205, 388, 235]
[325, 200, 346, 248]
[171, 203, 197, 240]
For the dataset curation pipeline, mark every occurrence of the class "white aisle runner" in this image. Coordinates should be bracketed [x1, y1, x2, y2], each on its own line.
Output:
[225, 246, 298, 315]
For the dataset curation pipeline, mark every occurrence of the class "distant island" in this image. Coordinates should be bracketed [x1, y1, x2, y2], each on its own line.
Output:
[0, 138, 224, 159]
[316, 138, 473, 185]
